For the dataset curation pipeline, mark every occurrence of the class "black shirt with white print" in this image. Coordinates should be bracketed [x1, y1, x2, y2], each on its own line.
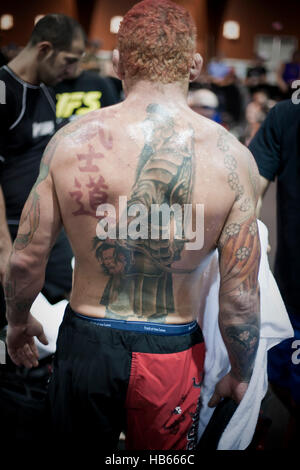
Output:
[0, 65, 57, 223]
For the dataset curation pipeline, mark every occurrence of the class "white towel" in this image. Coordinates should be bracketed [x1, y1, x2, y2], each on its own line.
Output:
[197, 220, 294, 450]
[31, 294, 67, 360]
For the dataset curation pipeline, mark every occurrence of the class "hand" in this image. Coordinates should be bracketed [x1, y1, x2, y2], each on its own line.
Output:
[6, 313, 48, 368]
[208, 373, 249, 407]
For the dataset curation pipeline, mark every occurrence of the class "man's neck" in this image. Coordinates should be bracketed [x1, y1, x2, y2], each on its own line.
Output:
[8, 47, 39, 85]
[123, 79, 189, 108]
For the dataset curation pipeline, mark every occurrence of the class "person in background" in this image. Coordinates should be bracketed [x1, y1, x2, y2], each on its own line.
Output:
[101, 53, 124, 102]
[1, 43, 22, 62]
[0, 13, 85, 444]
[245, 54, 267, 96]
[249, 99, 300, 447]
[188, 88, 221, 123]
[0, 42, 8, 67]
[81, 38, 102, 73]
[276, 50, 300, 98]
[0, 14, 85, 320]
[206, 52, 230, 86]
[245, 90, 275, 145]
[55, 57, 119, 125]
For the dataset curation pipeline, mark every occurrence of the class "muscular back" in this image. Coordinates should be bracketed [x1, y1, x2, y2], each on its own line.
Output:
[44, 99, 259, 324]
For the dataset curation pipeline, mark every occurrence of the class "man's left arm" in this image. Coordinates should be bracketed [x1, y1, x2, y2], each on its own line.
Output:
[208, 140, 261, 407]
[4, 135, 63, 368]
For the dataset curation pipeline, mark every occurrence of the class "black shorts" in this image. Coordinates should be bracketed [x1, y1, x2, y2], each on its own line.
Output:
[47, 304, 205, 451]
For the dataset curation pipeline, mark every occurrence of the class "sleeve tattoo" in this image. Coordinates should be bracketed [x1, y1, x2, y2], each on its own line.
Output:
[14, 133, 60, 250]
[218, 215, 261, 382]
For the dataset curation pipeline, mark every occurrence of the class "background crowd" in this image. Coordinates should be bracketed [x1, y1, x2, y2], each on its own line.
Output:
[1, 38, 299, 143]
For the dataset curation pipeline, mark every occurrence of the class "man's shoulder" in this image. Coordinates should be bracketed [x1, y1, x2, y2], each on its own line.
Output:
[61, 105, 118, 134]
[273, 99, 300, 123]
[207, 120, 252, 165]
[189, 113, 252, 172]
[209, 123, 259, 198]
[190, 112, 224, 144]
[0, 66, 10, 81]
[49, 105, 120, 161]
[0, 67, 20, 126]
[191, 116, 257, 196]
[0, 66, 20, 98]
[258, 99, 299, 132]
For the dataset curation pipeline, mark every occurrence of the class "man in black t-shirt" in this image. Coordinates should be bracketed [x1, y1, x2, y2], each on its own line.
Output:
[0, 14, 86, 445]
[245, 56, 267, 96]
[0, 15, 85, 326]
[249, 99, 300, 441]
[55, 63, 118, 124]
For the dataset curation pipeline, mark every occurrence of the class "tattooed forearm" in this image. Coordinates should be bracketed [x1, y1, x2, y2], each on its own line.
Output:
[218, 214, 260, 382]
[219, 281, 260, 382]
[222, 321, 259, 382]
[14, 192, 40, 250]
[14, 299, 33, 314]
[4, 278, 15, 301]
[4, 258, 42, 324]
[5, 293, 35, 324]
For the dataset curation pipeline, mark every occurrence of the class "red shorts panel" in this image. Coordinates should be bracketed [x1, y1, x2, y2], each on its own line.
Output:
[125, 342, 205, 450]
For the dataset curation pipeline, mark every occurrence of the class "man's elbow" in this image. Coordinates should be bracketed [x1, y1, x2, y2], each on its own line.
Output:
[219, 289, 260, 323]
[7, 250, 46, 280]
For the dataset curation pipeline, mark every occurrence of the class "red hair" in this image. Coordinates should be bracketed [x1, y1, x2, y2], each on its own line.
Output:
[117, 0, 196, 84]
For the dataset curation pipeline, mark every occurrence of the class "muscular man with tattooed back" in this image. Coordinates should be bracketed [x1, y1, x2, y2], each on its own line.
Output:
[4, 0, 261, 450]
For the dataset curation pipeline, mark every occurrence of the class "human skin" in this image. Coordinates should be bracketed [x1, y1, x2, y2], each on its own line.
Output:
[5, 66, 260, 405]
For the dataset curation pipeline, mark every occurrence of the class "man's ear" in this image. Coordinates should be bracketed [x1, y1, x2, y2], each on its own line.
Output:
[189, 53, 203, 82]
[36, 41, 54, 60]
[112, 49, 125, 80]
